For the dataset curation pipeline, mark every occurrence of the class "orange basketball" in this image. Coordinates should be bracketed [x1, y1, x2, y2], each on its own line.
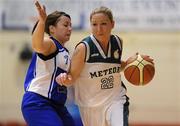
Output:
[124, 53, 155, 86]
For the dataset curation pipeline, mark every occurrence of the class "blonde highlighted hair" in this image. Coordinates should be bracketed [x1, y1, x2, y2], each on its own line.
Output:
[90, 6, 114, 22]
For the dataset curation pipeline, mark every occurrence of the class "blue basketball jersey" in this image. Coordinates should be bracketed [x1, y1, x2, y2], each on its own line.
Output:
[24, 36, 70, 105]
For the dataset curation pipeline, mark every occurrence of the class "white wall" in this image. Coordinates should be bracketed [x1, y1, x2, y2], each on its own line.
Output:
[0, 31, 180, 124]
[0, 31, 31, 121]
[1, 0, 180, 31]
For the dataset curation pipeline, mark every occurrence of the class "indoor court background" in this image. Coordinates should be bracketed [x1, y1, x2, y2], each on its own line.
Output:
[0, 0, 180, 126]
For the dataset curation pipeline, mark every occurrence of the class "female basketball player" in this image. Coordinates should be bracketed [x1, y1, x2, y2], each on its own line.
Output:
[56, 6, 129, 126]
[21, 1, 77, 126]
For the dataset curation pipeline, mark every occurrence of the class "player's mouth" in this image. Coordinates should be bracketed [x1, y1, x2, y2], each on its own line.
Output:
[66, 33, 71, 37]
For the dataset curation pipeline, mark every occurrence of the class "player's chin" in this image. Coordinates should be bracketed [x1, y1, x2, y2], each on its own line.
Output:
[64, 36, 70, 42]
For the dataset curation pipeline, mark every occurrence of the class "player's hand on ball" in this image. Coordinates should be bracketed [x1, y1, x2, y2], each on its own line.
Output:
[56, 73, 72, 87]
[121, 61, 127, 71]
[141, 54, 154, 64]
[135, 52, 154, 63]
[124, 53, 155, 86]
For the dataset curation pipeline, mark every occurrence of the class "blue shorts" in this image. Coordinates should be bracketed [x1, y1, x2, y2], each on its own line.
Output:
[21, 92, 76, 126]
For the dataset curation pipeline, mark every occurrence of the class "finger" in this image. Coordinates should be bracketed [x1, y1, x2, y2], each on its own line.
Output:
[149, 58, 154, 62]
[43, 5, 46, 12]
[60, 73, 65, 82]
[67, 75, 72, 81]
[35, 1, 41, 9]
[56, 75, 63, 86]
[62, 73, 68, 81]
[144, 55, 150, 59]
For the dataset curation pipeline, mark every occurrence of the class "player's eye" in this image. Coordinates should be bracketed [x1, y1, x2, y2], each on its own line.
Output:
[92, 23, 97, 26]
[101, 22, 107, 25]
[64, 24, 68, 27]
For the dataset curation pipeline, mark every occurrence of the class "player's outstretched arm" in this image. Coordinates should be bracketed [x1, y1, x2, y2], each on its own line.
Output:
[56, 43, 86, 86]
[32, 1, 53, 55]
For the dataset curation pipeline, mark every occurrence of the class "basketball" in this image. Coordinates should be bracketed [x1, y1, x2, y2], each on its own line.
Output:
[124, 53, 155, 86]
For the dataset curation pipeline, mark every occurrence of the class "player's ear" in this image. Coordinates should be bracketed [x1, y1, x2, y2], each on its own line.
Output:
[49, 25, 55, 34]
[111, 20, 115, 29]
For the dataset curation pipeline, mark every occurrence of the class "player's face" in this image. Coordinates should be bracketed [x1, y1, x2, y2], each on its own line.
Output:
[90, 13, 114, 42]
[53, 16, 72, 43]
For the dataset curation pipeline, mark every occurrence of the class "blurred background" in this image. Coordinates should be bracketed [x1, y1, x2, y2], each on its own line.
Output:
[0, 0, 180, 126]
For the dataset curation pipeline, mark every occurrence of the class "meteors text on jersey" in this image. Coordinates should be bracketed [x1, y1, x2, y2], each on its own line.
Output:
[90, 66, 121, 78]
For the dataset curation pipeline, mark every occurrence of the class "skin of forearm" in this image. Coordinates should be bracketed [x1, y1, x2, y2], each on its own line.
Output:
[32, 21, 46, 53]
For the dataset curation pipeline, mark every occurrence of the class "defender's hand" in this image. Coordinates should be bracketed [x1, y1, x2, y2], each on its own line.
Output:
[35, 1, 47, 22]
[56, 73, 72, 87]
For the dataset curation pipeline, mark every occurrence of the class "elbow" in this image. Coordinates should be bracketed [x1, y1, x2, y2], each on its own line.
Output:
[31, 40, 44, 53]
[32, 43, 41, 53]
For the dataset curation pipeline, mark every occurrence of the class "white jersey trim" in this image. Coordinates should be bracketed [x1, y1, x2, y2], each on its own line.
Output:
[48, 57, 57, 98]
[82, 41, 90, 62]
[90, 35, 111, 59]
[114, 35, 122, 50]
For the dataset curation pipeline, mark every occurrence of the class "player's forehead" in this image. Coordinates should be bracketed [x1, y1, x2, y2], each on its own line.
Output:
[90, 13, 110, 23]
[57, 15, 71, 24]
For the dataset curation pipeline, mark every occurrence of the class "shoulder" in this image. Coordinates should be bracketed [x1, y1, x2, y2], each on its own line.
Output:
[75, 36, 91, 50]
[73, 37, 91, 62]
[44, 37, 55, 48]
[75, 42, 86, 53]
[111, 35, 123, 43]
[112, 34, 123, 46]
[42, 37, 57, 56]
[44, 35, 53, 42]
